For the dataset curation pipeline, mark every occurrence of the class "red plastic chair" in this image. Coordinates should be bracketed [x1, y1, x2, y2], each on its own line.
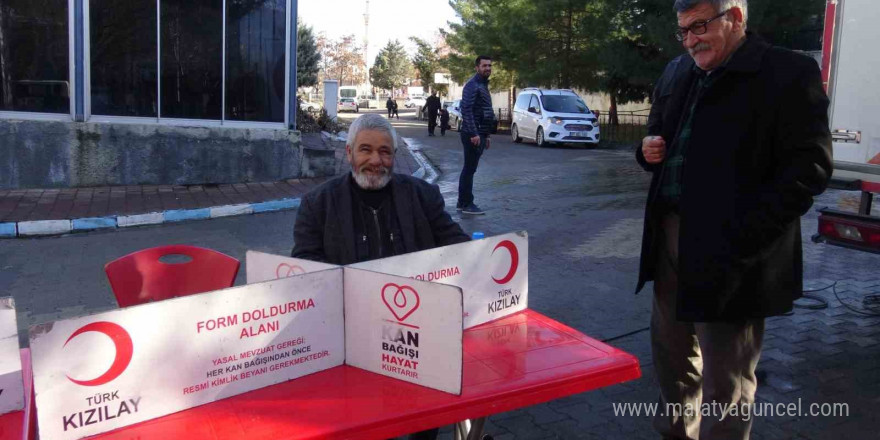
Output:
[105, 245, 240, 308]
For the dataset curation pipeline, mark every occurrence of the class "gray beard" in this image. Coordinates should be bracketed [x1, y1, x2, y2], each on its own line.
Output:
[352, 168, 392, 190]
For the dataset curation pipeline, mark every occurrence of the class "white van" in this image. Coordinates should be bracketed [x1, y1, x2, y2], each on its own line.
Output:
[511, 88, 600, 147]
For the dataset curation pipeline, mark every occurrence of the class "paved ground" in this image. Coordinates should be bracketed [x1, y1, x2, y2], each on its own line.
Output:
[2, 108, 878, 439]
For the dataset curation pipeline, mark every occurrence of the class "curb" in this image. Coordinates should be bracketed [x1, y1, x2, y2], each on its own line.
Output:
[5, 198, 300, 238]
[2, 139, 435, 238]
[403, 137, 440, 184]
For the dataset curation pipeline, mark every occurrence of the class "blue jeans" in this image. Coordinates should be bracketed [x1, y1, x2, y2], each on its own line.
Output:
[457, 133, 486, 208]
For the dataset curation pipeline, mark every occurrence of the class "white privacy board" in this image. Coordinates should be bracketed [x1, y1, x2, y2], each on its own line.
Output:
[0, 297, 25, 415]
[343, 268, 463, 395]
[348, 231, 528, 328]
[29, 270, 345, 440]
[246, 250, 340, 284]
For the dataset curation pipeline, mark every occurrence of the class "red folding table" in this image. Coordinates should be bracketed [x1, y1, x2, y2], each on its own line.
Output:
[66, 309, 640, 440]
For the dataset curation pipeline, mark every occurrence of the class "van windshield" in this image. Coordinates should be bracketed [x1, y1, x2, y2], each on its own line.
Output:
[541, 95, 591, 114]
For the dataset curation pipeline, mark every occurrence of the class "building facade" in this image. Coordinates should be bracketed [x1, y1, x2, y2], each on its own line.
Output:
[0, 0, 306, 189]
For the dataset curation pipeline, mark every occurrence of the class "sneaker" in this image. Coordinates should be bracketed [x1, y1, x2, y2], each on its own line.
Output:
[461, 204, 485, 215]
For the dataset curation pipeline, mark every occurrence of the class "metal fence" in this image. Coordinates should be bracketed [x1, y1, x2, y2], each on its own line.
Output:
[495, 108, 512, 132]
[494, 108, 647, 143]
[595, 110, 649, 144]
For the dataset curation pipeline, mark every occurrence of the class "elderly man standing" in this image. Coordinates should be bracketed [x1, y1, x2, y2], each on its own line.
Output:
[635, 1, 832, 439]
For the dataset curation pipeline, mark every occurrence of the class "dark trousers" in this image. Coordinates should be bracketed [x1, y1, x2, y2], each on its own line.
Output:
[428, 110, 438, 134]
[457, 133, 486, 208]
[440, 120, 448, 135]
[651, 213, 764, 440]
[387, 108, 393, 117]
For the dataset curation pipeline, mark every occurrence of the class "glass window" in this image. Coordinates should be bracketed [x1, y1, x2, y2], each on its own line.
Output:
[160, 0, 222, 120]
[541, 95, 591, 114]
[225, 0, 286, 122]
[90, 0, 157, 117]
[528, 95, 540, 112]
[0, 0, 69, 113]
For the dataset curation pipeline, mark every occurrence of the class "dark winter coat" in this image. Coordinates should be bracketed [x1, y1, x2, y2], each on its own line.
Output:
[634, 34, 833, 321]
[425, 95, 442, 116]
[291, 173, 469, 265]
[460, 74, 495, 136]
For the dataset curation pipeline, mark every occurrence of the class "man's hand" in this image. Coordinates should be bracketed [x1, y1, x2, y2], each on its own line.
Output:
[470, 135, 480, 146]
[642, 136, 666, 164]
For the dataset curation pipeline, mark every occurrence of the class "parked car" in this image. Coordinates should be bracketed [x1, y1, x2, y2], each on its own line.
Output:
[337, 98, 359, 113]
[447, 99, 462, 130]
[511, 88, 599, 147]
[405, 96, 426, 109]
[299, 99, 322, 113]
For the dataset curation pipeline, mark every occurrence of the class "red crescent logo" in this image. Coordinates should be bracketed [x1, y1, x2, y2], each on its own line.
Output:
[276, 263, 306, 279]
[64, 321, 134, 387]
[491, 240, 519, 285]
[381, 283, 421, 322]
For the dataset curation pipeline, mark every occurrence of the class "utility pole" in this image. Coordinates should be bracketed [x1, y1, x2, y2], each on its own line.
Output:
[364, 0, 371, 96]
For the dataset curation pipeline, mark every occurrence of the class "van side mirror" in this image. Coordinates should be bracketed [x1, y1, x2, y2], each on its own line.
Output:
[528, 106, 539, 114]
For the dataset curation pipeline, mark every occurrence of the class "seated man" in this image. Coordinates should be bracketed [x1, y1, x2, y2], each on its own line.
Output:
[292, 113, 469, 264]
[291, 113, 469, 440]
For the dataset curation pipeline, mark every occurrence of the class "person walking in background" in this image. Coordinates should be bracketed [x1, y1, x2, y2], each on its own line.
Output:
[439, 105, 450, 136]
[391, 99, 399, 119]
[456, 55, 495, 216]
[425, 92, 442, 136]
[635, 1, 832, 439]
[386, 97, 394, 118]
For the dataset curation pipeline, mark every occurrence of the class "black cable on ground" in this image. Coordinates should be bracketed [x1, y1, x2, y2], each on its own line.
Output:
[831, 281, 880, 317]
[602, 327, 650, 343]
[794, 284, 831, 310]
[782, 284, 833, 315]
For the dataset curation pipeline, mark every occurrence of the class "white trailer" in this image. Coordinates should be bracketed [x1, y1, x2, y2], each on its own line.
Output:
[814, 0, 880, 252]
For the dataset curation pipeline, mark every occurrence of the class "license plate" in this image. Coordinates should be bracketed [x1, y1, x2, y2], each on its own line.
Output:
[571, 131, 589, 137]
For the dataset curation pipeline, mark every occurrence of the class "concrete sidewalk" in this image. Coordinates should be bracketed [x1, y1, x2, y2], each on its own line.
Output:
[0, 138, 426, 238]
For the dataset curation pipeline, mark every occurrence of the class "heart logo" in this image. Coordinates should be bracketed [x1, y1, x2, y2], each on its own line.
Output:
[381, 283, 421, 322]
[276, 263, 306, 279]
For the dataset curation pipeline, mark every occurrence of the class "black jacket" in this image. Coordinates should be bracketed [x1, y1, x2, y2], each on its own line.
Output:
[461, 74, 495, 136]
[425, 95, 442, 114]
[635, 35, 833, 321]
[292, 173, 470, 264]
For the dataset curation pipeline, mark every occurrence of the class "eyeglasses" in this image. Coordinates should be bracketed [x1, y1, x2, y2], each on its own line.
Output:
[674, 10, 728, 42]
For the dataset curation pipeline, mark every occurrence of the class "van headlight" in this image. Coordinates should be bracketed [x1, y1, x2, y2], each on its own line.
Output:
[549, 117, 565, 125]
